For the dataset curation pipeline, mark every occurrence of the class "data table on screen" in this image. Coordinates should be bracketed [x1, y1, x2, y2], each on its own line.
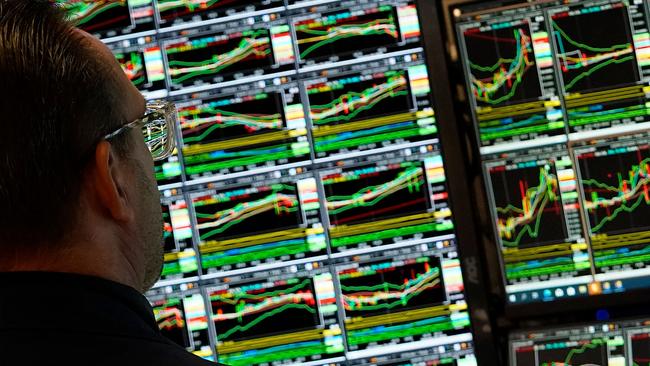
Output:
[159, 188, 199, 282]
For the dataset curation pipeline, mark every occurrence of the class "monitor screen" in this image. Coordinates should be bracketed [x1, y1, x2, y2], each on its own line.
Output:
[509, 318, 650, 366]
[61, 0, 479, 364]
[454, 0, 650, 305]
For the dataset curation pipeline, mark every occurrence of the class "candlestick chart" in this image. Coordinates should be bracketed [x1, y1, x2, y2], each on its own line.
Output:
[307, 70, 431, 157]
[490, 164, 566, 249]
[61, 0, 132, 33]
[179, 92, 309, 177]
[165, 29, 273, 88]
[295, 6, 400, 63]
[577, 145, 650, 271]
[153, 297, 191, 348]
[464, 25, 541, 109]
[551, 6, 639, 94]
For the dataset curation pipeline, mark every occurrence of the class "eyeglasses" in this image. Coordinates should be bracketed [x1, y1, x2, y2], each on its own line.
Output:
[104, 100, 177, 161]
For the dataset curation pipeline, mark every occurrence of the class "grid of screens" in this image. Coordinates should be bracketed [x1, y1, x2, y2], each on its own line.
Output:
[509, 318, 650, 366]
[455, 0, 650, 304]
[63, 0, 478, 364]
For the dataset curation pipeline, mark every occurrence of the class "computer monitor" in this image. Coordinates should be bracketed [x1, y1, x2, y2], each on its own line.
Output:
[60, 0, 484, 364]
[454, 0, 650, 305]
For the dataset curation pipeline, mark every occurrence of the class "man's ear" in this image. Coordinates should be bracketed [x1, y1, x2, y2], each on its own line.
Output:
[91, 140, 134, 222]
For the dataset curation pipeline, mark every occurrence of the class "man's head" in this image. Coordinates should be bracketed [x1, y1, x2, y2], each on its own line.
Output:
[0, 0, 164, 291]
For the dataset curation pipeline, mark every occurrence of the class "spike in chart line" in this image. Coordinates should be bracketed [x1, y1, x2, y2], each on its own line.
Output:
[465, 25, 541, 107]
[491, 164, 567, 249]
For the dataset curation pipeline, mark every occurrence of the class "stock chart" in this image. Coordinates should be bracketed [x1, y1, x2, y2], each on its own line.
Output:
[206, 263, 344, 366]
[322, 151, 454, 253]
[64, 0, 478, 363]
[460, 17, 565, 150]
[575, 138, 650, 278]
[455, 0, 650, 305]
[483, 149, 590, 302]
[176, 81, 310, 178]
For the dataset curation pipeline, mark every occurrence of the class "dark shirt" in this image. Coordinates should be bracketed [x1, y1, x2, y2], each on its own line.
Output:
[0, 272, 222, 366]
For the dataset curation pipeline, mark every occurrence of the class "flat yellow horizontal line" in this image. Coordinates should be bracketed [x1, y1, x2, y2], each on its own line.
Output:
[163, 250, 196, 261]
[328, 212, 441, 239]
[183, 129, 306, 155]
[592, 231, 650, 250]
[504, 249, 574, 264]
[312, 111, 426, 137]
[200, 227, 317, 252]
[217, 328, 327, 354]
[345, 304, 455, 331]
[566, 85, 646, 108]
[477, 100, 554, 121]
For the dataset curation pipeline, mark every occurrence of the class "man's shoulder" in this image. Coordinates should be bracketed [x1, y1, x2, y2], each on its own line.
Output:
[0, 329, 220, 366]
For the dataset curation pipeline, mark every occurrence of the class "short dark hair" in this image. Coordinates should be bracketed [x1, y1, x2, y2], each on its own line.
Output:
[0, 0, 127, 245]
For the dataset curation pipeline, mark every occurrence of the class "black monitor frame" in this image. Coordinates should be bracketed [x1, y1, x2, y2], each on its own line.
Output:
[417, 0, 500, 362]
[444, 0, 650, 321]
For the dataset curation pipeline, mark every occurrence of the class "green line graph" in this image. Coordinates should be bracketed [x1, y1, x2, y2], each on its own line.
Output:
[167, 30, 271, 84]
[181, 106, 282, 144]
[195, 184, 299, 240]
[341, 266, 441, 312]
[467, 27, 537, 106]
[61, 1, 127, 27]
[309, 74, 408, 125]
[325, 167, 424, 215]
[296, 12, 398, 59]
[540, 339, 604, 366]
[551, 9, 637, 93]
[494, 166, 563, 248]
[218, 303, 315, 340]
[582, 157, 650, 234]
[210, 279, 310, 304]
[211, 278, 318, 341]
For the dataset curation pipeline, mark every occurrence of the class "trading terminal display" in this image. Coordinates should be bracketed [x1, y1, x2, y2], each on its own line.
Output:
[62, 0, 479, 364]
[483, 146, 591, 302]
[455, 0, 650, 305]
